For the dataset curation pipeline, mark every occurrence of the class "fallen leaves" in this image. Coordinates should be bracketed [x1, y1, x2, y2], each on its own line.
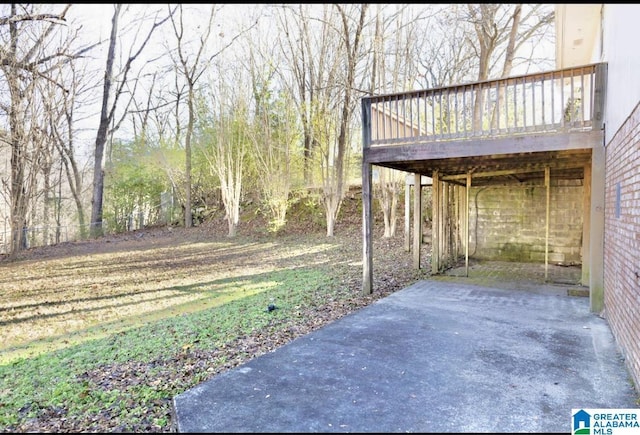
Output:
[1, 198, 429, 433]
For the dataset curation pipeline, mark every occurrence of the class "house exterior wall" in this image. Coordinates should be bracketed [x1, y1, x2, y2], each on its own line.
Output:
[600, 4, 640, 393]
[601, 4, 640, 144]
[603, 100, 640, 394]
[467, 181, 583, 264]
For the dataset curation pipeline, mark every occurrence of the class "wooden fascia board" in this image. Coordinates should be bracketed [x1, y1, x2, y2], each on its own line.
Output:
[363, 130, 603, 164]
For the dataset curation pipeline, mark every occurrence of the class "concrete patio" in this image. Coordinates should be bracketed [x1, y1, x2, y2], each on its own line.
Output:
[172, 262, 638, 432]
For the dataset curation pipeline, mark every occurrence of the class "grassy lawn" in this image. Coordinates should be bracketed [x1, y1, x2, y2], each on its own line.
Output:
[0, 223, 423, 432]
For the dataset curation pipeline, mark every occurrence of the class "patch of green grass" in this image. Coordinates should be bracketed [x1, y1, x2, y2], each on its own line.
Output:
[0, 266, 341, 431]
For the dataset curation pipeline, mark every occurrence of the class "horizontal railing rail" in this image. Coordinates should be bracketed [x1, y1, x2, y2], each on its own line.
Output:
[362, 63, 606, 147]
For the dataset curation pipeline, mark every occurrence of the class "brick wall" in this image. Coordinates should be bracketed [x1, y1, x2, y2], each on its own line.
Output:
[467, 181, 584, 264]
[604, 101, 640, 392]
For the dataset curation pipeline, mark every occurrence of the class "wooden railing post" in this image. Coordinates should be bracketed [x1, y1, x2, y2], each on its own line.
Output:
[593, 63, 607, 130]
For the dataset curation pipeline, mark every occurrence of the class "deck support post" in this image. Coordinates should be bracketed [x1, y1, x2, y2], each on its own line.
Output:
[582, 163, 591, 286]
[412, 173, 422, 269]
[590, 142, 606, 313]
[361, 97, 373, 295]
[432, 171, 440, 274]
[404, 181, 411, 252]
[362, 162, 373, 295]
[545, 166, 550, 281]
[466, 172, 471, 277]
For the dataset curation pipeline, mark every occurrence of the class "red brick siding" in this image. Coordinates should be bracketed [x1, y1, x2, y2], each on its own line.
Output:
[604, 101, 640, 392]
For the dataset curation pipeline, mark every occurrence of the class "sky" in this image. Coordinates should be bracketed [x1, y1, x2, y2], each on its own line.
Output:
[65, 3, 257, 155]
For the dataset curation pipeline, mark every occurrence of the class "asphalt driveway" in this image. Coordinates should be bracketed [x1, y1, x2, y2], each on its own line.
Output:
[172, 279, 639, 432]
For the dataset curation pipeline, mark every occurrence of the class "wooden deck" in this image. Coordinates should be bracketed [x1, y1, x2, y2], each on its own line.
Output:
[361, 63, 606, 184]
[361, 63, 608, 312]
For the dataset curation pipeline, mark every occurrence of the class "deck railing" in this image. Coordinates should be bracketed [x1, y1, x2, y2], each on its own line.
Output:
[362, 63, 606, 147]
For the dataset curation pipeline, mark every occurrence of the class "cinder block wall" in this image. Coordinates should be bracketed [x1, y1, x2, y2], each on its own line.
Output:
[604, 101, 640, 393]
[467, 181, 584, 264]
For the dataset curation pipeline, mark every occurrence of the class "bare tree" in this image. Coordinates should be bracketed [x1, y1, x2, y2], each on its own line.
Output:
[273, 4, 321, 186]
[233, 18, 301, 233]
[200, 77, 250, 237]
[0, 4, 86, 254]
[248, 70, 300, 232]
[280, 4, 370, 237]
[462, 4, 554, 125]
[467, 4, 554, 81]
[167, 4, 215, 228]
[415, 5, 477, 89]
[369, 4, 425, 238]
[320, 4, 369, 237]
[166, 4, 256, 228]
[89, 4, 171, 238]
[275, 4, 369, 237]
[43, 59, 92, 239]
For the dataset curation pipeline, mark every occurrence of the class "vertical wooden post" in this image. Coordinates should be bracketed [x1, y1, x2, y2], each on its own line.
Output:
[590, 140, 606, 313]
[582, 163, 591, 286]
[466, 172, 471, 277]
[442, 182, 449, 267]
[431, 171, 440, 274]
[545, 166, 550, 282]
[587, 63, 606, 313]
[593, 63, 607, 130]
[404, 179, 411, 252]
[362, 99, 373, 295]
[454, 185, 460, 262]
[412, 173, 422, 269]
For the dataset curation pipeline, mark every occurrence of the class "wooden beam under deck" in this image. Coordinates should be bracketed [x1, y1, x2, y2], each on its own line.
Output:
[364, 130, 602, 166]
[363, 131, 601, 189]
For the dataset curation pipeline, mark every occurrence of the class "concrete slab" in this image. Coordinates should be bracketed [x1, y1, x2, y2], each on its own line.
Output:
[172, 279, 638, 433]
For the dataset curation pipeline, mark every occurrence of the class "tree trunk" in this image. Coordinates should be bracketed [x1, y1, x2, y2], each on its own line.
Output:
[469, 4, 498, 130]
[43, 163, 51, 245]
[220, 174, 241, 237]
[90, 4, 121, 238]
[490, 4, 522, 128]
[227, 217, 237, 237]
[381, 181, 400, 238]
[8, 90, 28, 254]
[184, 87, 193, 228]
[325, 203, 337, 237]
[320, 4, 368, 238]
[6, 8, 28, 255]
